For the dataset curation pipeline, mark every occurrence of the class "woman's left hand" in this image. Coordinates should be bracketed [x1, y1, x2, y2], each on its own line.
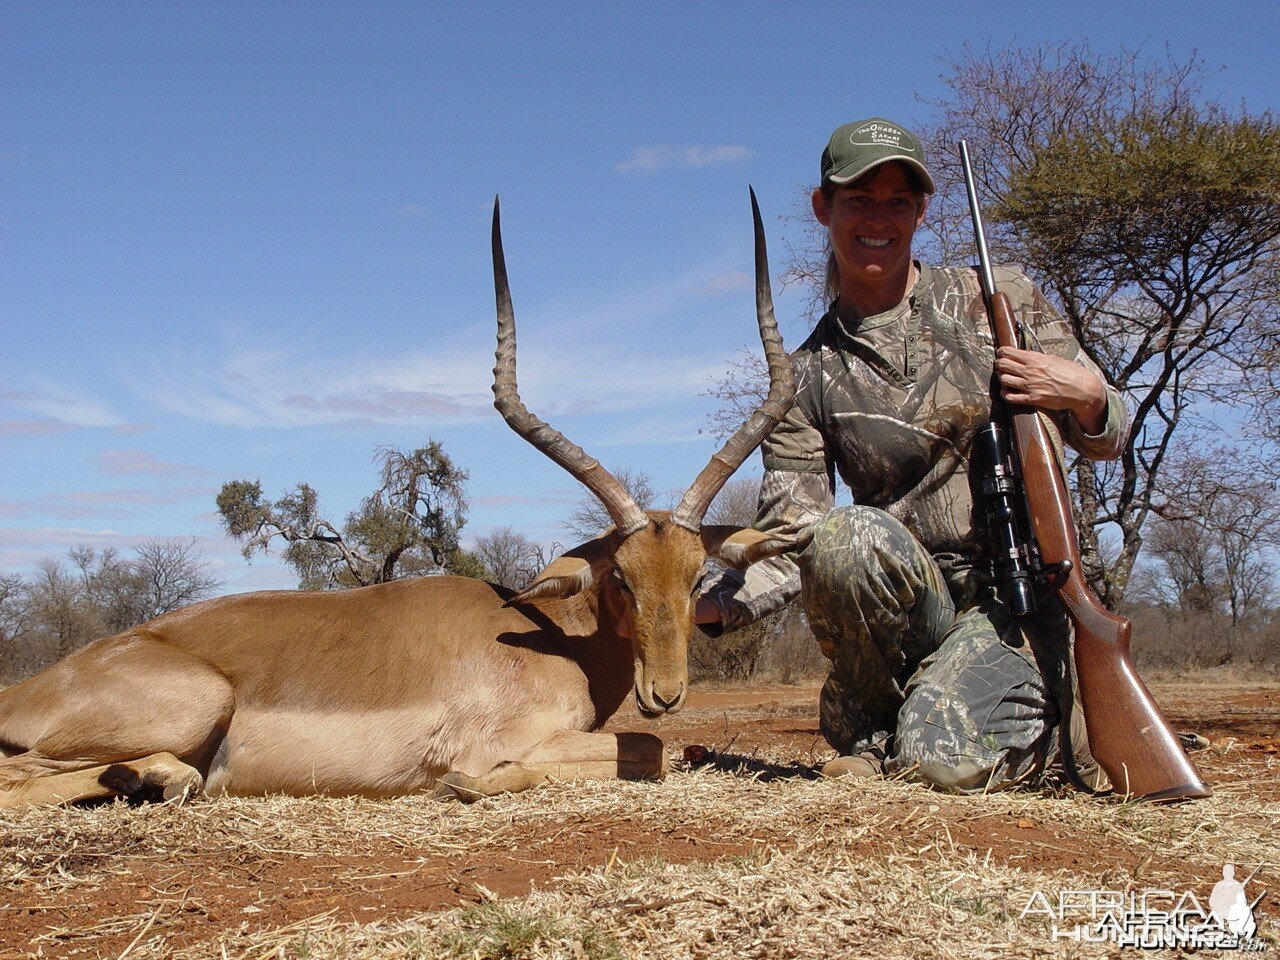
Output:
[995, 346, 1108, 433]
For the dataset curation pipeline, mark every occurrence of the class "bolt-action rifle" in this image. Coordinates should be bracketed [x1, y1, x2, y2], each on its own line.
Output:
[959, 140, 1210, 802]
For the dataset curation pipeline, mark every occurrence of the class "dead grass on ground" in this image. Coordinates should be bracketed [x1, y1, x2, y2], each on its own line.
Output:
[2, 679, 1277, 958]
[4, 752, 1277, 958]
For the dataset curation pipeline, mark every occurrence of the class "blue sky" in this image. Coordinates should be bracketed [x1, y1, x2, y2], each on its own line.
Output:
[4, 2, 1279, 592]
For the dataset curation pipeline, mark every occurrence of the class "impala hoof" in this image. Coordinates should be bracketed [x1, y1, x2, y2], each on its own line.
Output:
[98, 754, 203, 805]
[433, 771, 483, 804]
[160, 771, 202, 805]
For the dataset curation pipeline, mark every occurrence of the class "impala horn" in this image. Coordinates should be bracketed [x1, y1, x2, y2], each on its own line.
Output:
[491, 198, 650, 537]
[669, 188, 795, 532]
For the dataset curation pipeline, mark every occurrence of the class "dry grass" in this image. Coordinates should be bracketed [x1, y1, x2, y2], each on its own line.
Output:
[3, 744, 1277, 958]
[3, 677, 1277, 958]
[6, 747, 1273, 882]
[188, 849, 1216, 960]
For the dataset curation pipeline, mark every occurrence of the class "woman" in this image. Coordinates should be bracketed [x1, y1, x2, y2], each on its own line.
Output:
[698, 118, 1127, 792]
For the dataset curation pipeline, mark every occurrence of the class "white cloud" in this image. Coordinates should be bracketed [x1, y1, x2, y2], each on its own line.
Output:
[684, 145, 754, 168]
[702, 271, 752, 294]
[0, 486, 214, 522]
[126, 329, 733, 431]
[0, 527, 253, 583]
[278, 389, 479, 421]
[589, 414, 712, 447]
[128, 345, 497, 429]
[615, 144, 753, 174]
[120, 243, 770, 432]
[615, 146, 679, 174]
[0, 418, 78, 436]
[92, 450, 211, 478]
[0, 388, 124, 429]
[0, 526, 148, 569]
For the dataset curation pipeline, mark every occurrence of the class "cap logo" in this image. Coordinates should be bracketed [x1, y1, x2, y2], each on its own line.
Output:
[848, 121, 916, 153]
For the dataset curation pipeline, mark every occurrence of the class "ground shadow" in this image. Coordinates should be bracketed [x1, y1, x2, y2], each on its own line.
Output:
[680, 747, 822, 782]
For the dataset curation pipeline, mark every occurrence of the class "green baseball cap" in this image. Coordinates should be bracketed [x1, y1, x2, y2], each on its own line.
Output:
[821, 118, 935, 194]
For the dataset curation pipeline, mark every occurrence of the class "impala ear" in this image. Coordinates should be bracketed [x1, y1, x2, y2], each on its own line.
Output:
[700, 525, 800, 570]
[509, 555, 595, 604]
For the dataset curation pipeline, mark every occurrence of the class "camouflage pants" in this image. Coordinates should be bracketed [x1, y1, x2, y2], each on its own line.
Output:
[800, 506, 1073, 793]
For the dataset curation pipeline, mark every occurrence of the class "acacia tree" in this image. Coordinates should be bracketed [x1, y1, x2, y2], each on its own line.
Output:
[0, 540, 222, 681]
[1137, 519, 1226, 616]
[923, 44, 1280, 605]
[688, 474, 826, 682]
[1144, 447, 1280, 625]
[1239, 258, 1280, 445]
[131, 537, 224, 618]
[217, 442, 482, 589]
[705, 474, 763, 527]
[62, 538, 223, 631]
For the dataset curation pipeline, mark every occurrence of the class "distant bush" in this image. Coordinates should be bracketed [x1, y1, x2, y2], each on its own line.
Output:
[689, 598, 1280, 686]
[1126, 603, 1280, 674]
[690, 604, 826, 685]
[0, 538, 222, 683]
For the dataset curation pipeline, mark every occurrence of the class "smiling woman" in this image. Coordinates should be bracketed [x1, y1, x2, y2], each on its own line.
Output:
[811, 118, 934, 315]
[812, 163, 927, 317]
[698, 116, 1129, 798]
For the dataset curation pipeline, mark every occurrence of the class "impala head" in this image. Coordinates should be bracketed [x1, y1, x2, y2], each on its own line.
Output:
[490, 191, 796, 715]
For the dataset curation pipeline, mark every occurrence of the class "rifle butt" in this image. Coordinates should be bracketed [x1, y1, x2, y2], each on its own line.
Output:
[1069, 596, 1211, 802]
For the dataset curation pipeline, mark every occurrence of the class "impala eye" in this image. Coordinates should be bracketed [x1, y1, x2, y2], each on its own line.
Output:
[612, 570, 632, 594]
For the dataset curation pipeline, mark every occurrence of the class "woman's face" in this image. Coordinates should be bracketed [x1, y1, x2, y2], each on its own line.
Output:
[812, 162, 926, 301]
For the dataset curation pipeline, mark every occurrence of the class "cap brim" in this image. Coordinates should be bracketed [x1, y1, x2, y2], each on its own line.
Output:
[826, 154, 936, 195]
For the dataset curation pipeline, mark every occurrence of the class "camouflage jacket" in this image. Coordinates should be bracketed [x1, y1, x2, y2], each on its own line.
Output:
[706, 263, 1128, 630]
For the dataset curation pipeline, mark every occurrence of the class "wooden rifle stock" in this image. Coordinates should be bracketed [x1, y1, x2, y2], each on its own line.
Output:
[990, 292, 1211, 802]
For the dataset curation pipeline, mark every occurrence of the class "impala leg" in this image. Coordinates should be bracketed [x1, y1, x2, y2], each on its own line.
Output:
[0, 634, 234, 809]
[434, 731, 667, 803]
[0, 751, 202, 809]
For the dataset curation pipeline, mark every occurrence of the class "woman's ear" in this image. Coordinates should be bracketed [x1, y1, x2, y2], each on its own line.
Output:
[811, 187, 831, 227]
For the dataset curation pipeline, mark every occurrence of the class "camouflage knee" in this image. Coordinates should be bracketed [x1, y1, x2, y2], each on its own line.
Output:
[800, 505, 953, 667]
[801, 506, 956, 755]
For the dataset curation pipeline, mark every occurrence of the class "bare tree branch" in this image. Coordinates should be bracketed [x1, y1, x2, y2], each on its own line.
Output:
[562, 466, 660, 541]
[473, 527, 556, 591]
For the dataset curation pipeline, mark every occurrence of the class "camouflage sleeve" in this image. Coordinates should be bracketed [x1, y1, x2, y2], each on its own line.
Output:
[1000, 266, 1129, 462]
[702, 394, 835, 632]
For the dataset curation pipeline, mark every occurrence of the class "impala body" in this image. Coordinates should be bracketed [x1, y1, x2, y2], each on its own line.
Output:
[0, 194, 794, 807]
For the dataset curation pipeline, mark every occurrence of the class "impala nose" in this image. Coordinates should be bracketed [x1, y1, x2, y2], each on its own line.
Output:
[651, 682, 686, 713]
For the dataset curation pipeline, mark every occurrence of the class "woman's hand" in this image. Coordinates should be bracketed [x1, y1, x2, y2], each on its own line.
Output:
[694, 595, 722, 627]
[995, 346, 1108, 434]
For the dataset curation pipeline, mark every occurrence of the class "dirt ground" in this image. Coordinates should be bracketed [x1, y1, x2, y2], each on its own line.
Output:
[1, 677, 1277, 958]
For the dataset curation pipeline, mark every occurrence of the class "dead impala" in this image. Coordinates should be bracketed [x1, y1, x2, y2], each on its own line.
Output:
[0, 192, 794, 808]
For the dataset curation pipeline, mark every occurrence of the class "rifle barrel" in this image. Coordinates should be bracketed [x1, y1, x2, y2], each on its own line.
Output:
[959, 140, 998, 304]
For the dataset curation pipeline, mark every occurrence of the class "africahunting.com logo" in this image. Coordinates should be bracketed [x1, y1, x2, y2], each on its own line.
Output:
[1020, 863, 1269, 951]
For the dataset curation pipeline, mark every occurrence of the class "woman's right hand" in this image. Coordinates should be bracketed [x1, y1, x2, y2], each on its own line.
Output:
[694, 595, 723, 628]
